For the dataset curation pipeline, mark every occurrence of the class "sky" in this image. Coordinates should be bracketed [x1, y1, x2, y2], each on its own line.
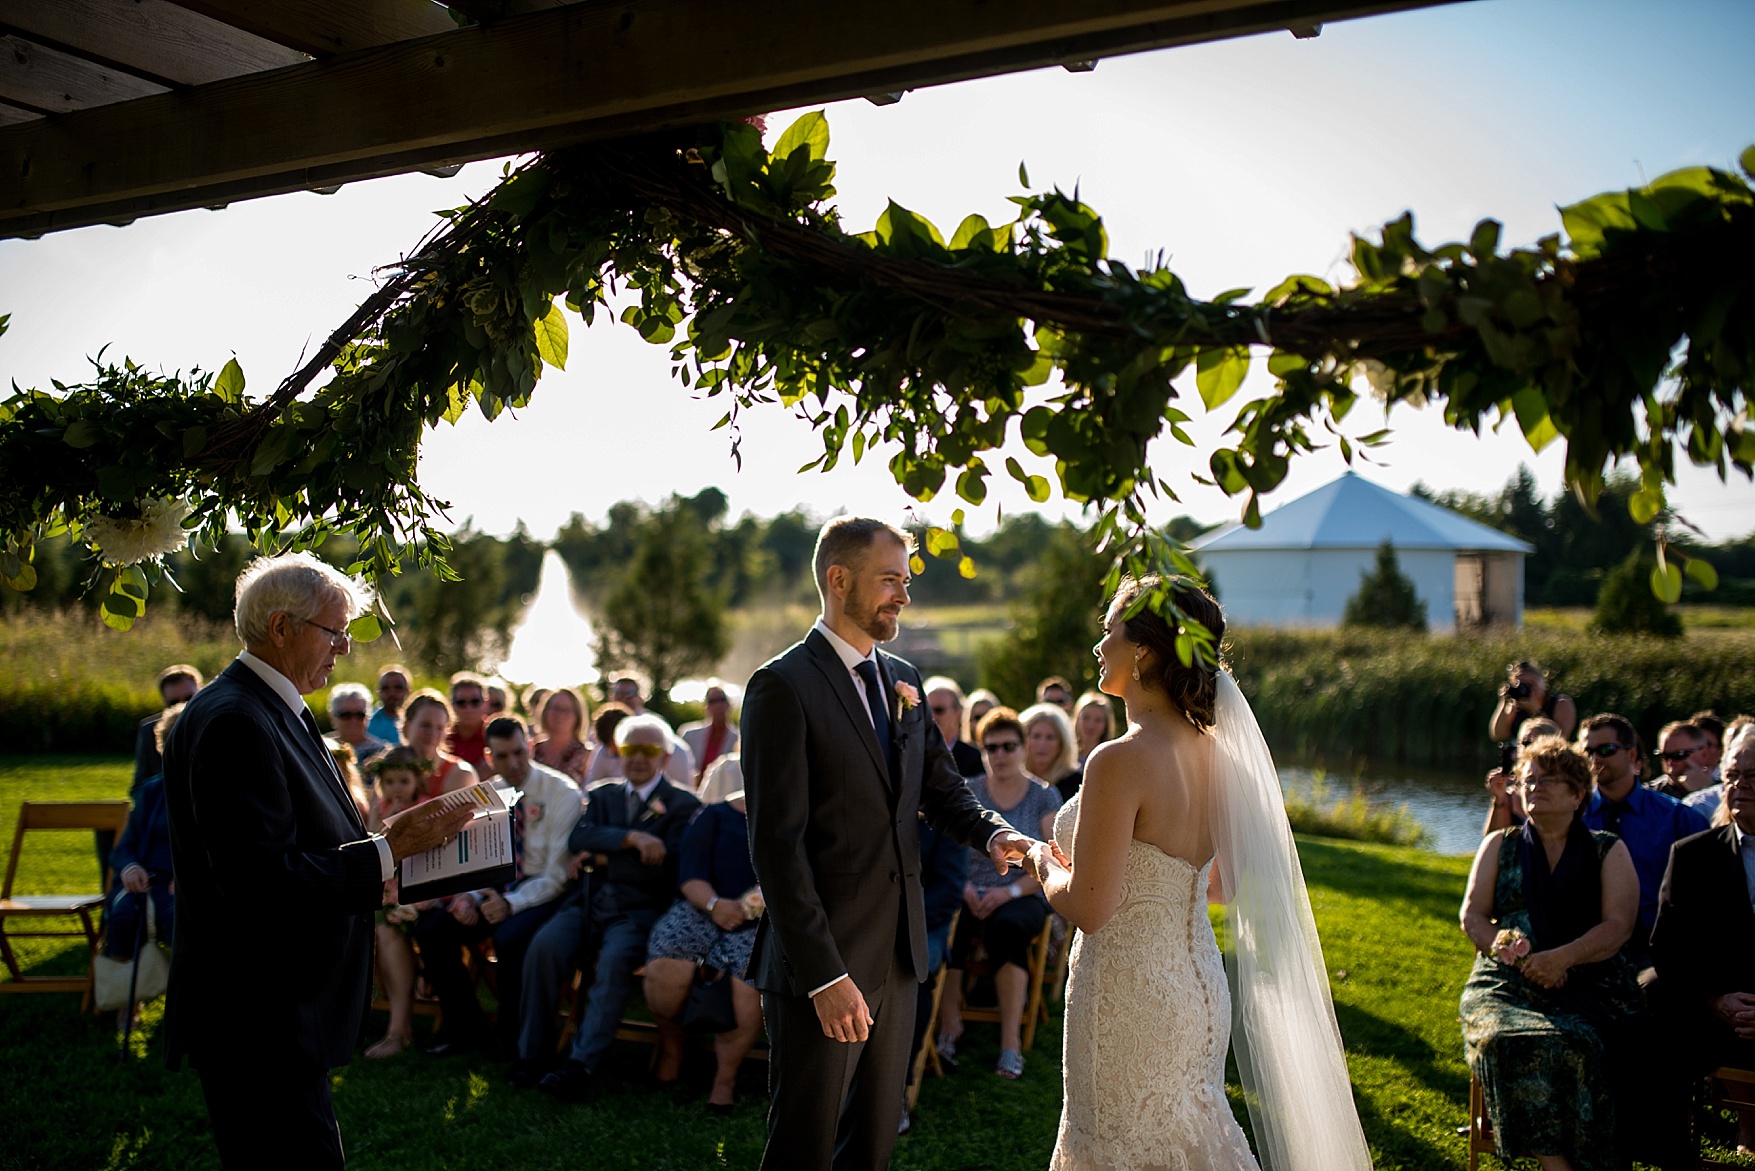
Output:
[1, 0, 1751, 544]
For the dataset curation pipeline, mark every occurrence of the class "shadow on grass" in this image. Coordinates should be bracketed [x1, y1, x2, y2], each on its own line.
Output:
[1334, 997, 1468, 1104]
[1297, 836, 1468, 923]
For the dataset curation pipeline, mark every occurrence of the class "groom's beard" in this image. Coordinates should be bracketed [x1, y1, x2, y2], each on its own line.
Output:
[846, 583, 901, 643]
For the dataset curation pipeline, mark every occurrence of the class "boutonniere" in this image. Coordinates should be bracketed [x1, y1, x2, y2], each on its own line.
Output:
[894, 681, 920, 712]
[519, 801, 544, 825]
[645, 797, 667, 818]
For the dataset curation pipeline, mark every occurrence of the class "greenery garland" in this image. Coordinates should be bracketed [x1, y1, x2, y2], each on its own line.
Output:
[1, 114, 1750, 658]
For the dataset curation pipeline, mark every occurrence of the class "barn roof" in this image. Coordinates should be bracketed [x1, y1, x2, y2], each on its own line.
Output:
[1189, 471, 1535, 554]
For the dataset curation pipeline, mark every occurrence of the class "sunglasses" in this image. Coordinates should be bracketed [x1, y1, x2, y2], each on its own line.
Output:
[983, 740, 1022, 754]
[618, 742, 665, 759]
[1658, 747, 1699, 763]
[1586, 743, 1630, 758]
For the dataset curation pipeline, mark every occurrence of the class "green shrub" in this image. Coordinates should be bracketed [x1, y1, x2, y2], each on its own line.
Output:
[1342, 540, 1427, 631]
[1592, 550, 1684, 638]
[1283, 771, 1431, 847]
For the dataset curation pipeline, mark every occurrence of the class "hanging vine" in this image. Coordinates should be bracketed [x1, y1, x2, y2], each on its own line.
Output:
[0, 113, 1750, 656]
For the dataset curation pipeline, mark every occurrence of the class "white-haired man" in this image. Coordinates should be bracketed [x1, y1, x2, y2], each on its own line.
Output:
[162, 552, 471, 1169]
[326, 681, 387, 764]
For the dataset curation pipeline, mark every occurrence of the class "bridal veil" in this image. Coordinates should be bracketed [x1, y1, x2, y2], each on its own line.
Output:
[1210, 670, 1374, 1171]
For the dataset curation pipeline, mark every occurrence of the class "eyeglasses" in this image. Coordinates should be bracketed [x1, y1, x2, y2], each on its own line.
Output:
[983, 740, 1022, 754]
[1517, 775, 1571, 790]
[618, 742, 665, 759]
[1658, 747, 1699, 763]
[1586, 743, 1630, 758]
[301, 618, 351, 646]
[334, 711, 367, 720]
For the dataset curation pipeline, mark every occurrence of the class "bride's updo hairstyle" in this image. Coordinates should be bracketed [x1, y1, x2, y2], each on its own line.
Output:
[1112, 575, 1225, 733]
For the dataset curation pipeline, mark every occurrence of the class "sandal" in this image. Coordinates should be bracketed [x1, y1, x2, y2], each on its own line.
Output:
[364, 1031, 413, 1059]
[935, 1033, 960, 1069]
[995, 1048, 1024, 1080]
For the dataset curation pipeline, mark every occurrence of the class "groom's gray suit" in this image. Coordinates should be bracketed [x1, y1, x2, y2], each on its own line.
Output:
[743, 625, 1009, 1171]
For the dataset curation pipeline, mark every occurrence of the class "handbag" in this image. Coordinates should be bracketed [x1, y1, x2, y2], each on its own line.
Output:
[93, 892, 170, 1011]
[679, 963, 738, 1035]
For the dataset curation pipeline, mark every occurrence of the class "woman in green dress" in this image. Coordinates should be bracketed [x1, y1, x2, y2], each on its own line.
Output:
[1459, 736, 1642, 1171]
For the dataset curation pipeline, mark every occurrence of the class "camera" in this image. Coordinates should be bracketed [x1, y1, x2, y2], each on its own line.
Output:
[1499, 741, 1516, 774]
[1507, 681, 1531, 700]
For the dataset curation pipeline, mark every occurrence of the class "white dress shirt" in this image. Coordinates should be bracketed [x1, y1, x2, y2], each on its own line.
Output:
[1732, 822, 1755, 911]
[236, 652, 394, 883]
[498, 761, 583, 915]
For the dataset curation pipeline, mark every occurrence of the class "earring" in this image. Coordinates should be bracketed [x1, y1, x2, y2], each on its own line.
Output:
[1131, 660, 1141, 682]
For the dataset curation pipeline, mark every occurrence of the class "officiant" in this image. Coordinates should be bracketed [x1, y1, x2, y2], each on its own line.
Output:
[162, 552, 471, 1170]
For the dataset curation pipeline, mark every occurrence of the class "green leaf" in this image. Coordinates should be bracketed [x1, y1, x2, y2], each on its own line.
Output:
[62, 418, 101, 448]
[908, 553, 926, 575]
[1684, 558, 1719, 591]
[1024, 474, 1050, 504]
[348, 612, 384, 642]
[100, 606, 136, 632]
[1628, 485, 1664, 526]
[1018, 161, 1029, 188]
[215, 357, 246, 403]
[949, 214, 1000, 252]
[955, 465, 989, 505]
[1741, 145, 1755, 178]
[1195, 347, 1249, 411]
[1649, 561, 1683, 604]
[924, 526, 959, 557]
[1510, 389, 1559, 453]
[102, 590, 141, 619]
[957, 555, 977, 580]
[532, 300, 569, 370]
[774, 110, 830, 162]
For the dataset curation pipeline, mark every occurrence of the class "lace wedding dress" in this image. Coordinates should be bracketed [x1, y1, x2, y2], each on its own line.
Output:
[1049, 792, 1258, 1171]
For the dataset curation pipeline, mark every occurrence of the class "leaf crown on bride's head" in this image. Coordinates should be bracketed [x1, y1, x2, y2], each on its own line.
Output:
[1112, 575, 1226, 732]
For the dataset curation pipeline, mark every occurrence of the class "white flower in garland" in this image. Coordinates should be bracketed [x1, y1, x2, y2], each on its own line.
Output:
[85, 498, 192, 567]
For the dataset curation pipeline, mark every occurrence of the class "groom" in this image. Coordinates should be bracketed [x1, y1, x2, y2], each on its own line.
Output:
[743, 517, 1032, 1171]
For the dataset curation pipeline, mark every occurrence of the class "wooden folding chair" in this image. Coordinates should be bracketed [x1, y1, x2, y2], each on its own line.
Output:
[954, 913, 1054, 1052]
[908, 910, 959, 1109]
[0, 800, 132, 1008]
[1466, 1073, 1495, 1171]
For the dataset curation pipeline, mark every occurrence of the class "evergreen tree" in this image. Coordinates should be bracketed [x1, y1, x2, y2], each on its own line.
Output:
[1591, 550, 1684, 638]
[1342, 541, 1426, 631]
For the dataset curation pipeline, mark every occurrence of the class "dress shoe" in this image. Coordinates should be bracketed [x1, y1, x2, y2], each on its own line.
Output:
[539, 1059, 594, 1102]
[505, 1059, 547, 1089]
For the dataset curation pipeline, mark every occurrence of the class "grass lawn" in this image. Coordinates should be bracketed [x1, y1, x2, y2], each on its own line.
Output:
[6, 752, 1709, 1171]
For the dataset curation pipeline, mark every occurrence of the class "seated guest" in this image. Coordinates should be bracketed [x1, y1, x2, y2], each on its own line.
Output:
[524, 687, 552, 726]
[965, 689, 999, 739]
[1459, 736, 1641, 1171]
[106, 702, 185, 1020]
[532, 686, 591, 783]
[583, 702, 634, 782]
[1691, 711, 1727, 776]
[924, 676, 983, 778]
[362, 747, 435, 1058]
[445, 671, 491, 773]
[327, 739, 369, 821]
[936, 707, 1062, 1080]
[679, 680, 739, 785]
[1072, 690, 1116, 768]
[1651, 720, 1720, 816]
[368, 663, 410, 746]
[1490, 658, 1579, 743]
[901, 813, 970, 1132]
[1035, 675, 1075, 714]
[514, 715, 701, 1096]
[418, 717, 582, 1056]
[133, 664, 202, 798]
[1483, 718, 1564, 836]
[1021, 702, 1082, 801]
[1652, 726, 1755, 1152]
[1579, 713, 1707, 958]
[484, 677, 511, 717]
[644, 790, 762, 1112]
[402, 689, 479, 797]
[698, 752, 743, 806]
[327, 682, 387, 765]
[606, 676, 697, 784]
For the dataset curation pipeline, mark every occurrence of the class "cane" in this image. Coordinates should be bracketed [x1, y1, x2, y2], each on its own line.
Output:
[118, 891, 147, 1065]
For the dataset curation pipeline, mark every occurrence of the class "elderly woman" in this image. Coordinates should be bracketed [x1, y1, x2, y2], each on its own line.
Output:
[532, 686, 590, 783]
[1460, 736, 1641, 1171]
[1021, 701, 1082, 801]
[1482, 717, 1564, 836]
[643, 790, 763, 1112]
[1071, 690, 1116, 767]
[401, 689, 479, 797]
[936, 706, 1063, 1080]
[326, 681, 387, 764]
[105, 702, 184, 1023]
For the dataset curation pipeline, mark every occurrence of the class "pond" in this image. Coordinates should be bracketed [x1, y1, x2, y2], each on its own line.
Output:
[1277, 756, 1488, 856]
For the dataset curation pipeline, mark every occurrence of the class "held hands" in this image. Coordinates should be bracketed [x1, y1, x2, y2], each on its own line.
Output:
[708, 897, 747, 931]
[384, 801, 475, 863]
[1712, 992, 1755, 1039]
[120, 864, 150, 894]
[623, 830, 666, 866]
[479, 889, 511, 925]
[449, 893, 481, 926]
[1520, 949, 1570, 989]
[1026, 840, 1069, 886]
[812, 977, 875, 1043]
[987, 830, 1034, 876]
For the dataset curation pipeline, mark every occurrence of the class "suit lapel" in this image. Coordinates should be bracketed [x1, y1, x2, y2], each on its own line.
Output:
[805, 630, 892, 791]
[229, 662, 365, 834]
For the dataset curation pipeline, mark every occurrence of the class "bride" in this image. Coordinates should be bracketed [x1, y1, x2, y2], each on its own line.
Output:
[1024, 576, 1372, 1171]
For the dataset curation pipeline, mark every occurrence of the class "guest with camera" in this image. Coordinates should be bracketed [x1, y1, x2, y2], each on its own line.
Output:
[1489, 659, 1577, 744]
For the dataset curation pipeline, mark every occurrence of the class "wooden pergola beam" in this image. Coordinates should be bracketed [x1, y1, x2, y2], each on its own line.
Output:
[0, 0, 307, 89]
[0, 0, 1454, 239]
[163, 0, 456, 57]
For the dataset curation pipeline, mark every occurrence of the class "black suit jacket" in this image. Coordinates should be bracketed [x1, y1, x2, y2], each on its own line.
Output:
[133, 714, 163, 799]
[162, 660, 384, 1071]
[568, 776, 701, 913]
[950, 738, 984, 779]
[1651, 824, 1755, 1006]
[741, 629, 1010, 997]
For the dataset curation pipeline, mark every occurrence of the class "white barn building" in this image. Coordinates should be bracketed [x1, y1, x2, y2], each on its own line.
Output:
[1189, 472, 1533, 631]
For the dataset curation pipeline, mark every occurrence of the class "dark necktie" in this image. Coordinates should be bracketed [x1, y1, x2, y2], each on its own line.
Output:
[853, 660, 892, 765]
[626, 782, 642, 824]
[299, 708, 342, 785]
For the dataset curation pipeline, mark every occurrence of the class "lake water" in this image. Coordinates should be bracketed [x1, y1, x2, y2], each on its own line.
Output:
[1277, 758, 1487, 856]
